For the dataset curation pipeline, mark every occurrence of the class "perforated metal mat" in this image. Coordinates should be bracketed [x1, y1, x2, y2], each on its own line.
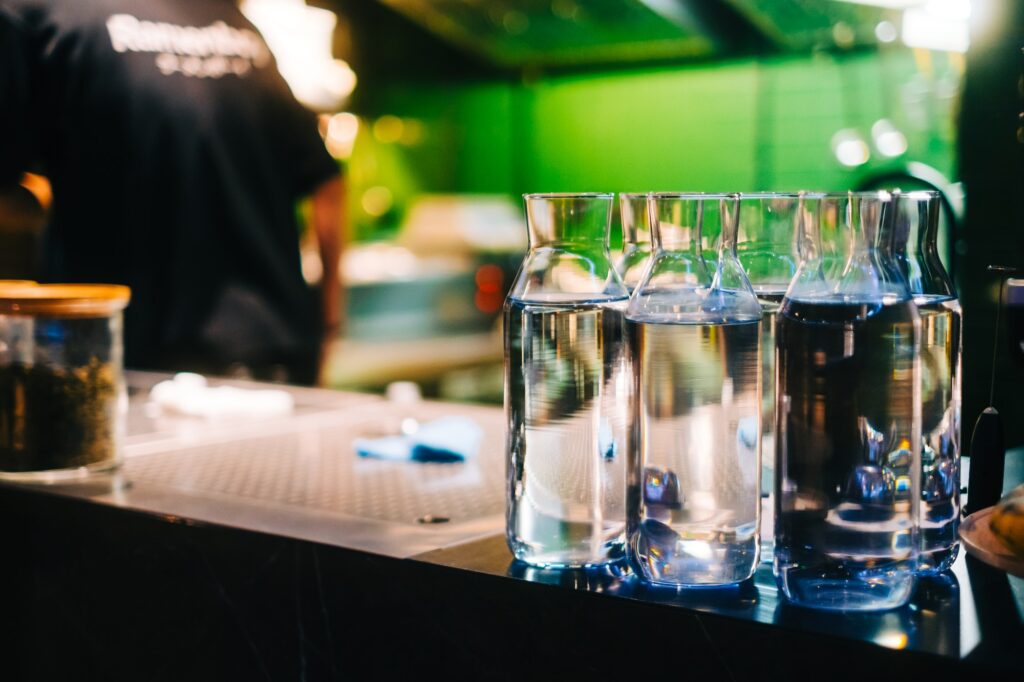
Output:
[109, 374, 507, 557]
[124, 403, 506, 525]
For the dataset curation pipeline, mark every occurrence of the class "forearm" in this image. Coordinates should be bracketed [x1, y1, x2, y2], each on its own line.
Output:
[311, 176, 345, 335]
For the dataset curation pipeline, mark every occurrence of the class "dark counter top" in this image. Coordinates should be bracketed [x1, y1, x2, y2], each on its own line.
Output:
[1, 373, 1021, 680]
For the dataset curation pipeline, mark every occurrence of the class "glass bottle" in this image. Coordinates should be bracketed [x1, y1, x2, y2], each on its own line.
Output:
[774, 191, 921, 611]
[505, 193, 630, 568]
[616, 193, 654, 292]
[626, 193, 763, 586]
[888, 190, 961, 574]
[735, 193, 807, 562]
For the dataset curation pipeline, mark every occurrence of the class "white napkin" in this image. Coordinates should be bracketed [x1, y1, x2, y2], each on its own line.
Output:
[148, 372, 294, 419]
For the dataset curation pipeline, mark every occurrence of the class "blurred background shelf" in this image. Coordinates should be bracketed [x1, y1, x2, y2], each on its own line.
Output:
[324, 330, 503, 401]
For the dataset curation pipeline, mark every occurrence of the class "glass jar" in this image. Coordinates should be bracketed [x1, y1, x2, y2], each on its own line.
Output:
[626, 193, 763, 586]
[774, 191, 921, 611]
[0, 284, 131, 481]
[505, 193, 630, 568]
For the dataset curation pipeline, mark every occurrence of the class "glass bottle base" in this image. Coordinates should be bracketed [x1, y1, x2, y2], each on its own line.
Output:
[507, 536, 625, 570]
[629, 520, 759, 587]
[776, 570, 917, 612]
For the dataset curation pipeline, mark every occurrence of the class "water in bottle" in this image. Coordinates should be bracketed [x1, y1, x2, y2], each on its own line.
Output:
[889, 190, 961, 573]
[774, 191, 921, 611]
[627, 193, 763, 586]
[506, 193, 630, 568]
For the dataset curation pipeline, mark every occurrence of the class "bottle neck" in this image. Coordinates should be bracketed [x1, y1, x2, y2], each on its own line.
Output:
[526, 195, 612, 249]
[885, 191, 955, 298]
[790, 192, 916, 302]
[633, 193, 761, 320]
[850, 193, 885, 254]
[515, 194, 626, 301]
[795, 194, 823, 263]
[620, 196, 652, 247]
[718, 194, 739, 261]
[651, 195, 738, 258]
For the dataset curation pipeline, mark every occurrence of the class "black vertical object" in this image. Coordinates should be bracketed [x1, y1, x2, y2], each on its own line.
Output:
[965, 407, 1006, 514]
[958, 1, 1024, 448]
[965, 269, 1015, 514]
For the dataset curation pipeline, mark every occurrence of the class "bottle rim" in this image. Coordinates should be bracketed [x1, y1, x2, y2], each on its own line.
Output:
[737, 191, 806, 199]
[894, 189, 942, 200]
[648, 192, 738, 200]
[523, 192, 613, 200]
[815, 190, 893, 200]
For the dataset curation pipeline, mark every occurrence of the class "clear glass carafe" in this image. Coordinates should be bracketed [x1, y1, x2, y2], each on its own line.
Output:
[735, 193, 808, 561]
[616, 193, 654, 292]
[888, 190, 961, 574]
[626, 193, 763, 586]
[774, 191, 921, 611]
[505, 193, 630, 568]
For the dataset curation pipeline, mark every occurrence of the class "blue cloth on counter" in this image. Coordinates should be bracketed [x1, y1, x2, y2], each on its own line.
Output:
[354, 416, 483, 463]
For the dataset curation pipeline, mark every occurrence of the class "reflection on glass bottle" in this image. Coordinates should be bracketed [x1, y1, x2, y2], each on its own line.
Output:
[775, 569, 959, 653]
[774, 597, 918, 652]
[774, 191, 921, 612]
[843, 420, 896, 508]
[914, 572, 960, 656]
[507, 558, 631, 595]
[627, 193, 763, 587]
[889, 190, 961, 574]
[505, 193, 630, 568]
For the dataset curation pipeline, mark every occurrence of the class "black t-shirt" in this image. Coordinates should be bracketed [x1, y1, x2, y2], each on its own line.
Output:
[0, 0, 339, 371]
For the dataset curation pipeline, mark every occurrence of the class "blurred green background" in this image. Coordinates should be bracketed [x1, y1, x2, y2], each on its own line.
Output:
[352, 48, 960, 233]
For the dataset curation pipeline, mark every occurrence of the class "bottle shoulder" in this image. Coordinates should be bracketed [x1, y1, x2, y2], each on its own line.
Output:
[779, 296, 921, 324]
[626, 285, 762, 325]
[506, 294, 629, 311]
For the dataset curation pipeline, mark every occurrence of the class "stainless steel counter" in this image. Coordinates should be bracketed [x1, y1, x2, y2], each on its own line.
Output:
[42, 371, 506, 558]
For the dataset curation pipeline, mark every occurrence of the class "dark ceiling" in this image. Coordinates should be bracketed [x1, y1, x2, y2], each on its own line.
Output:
[313, 0, 897, 107]
[369, 0, 893, 68]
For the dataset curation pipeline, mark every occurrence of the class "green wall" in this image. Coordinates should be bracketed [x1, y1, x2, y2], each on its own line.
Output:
[349, 47, 960, 240]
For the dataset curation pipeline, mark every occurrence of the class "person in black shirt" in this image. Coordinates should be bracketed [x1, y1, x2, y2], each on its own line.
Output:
[0, 0, 344, 385]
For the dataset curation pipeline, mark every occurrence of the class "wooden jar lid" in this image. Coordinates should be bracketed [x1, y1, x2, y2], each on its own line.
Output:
[0, 283, 131, 317]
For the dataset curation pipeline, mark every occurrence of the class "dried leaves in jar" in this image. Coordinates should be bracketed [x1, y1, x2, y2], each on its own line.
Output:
[0, 358, 118, 472]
